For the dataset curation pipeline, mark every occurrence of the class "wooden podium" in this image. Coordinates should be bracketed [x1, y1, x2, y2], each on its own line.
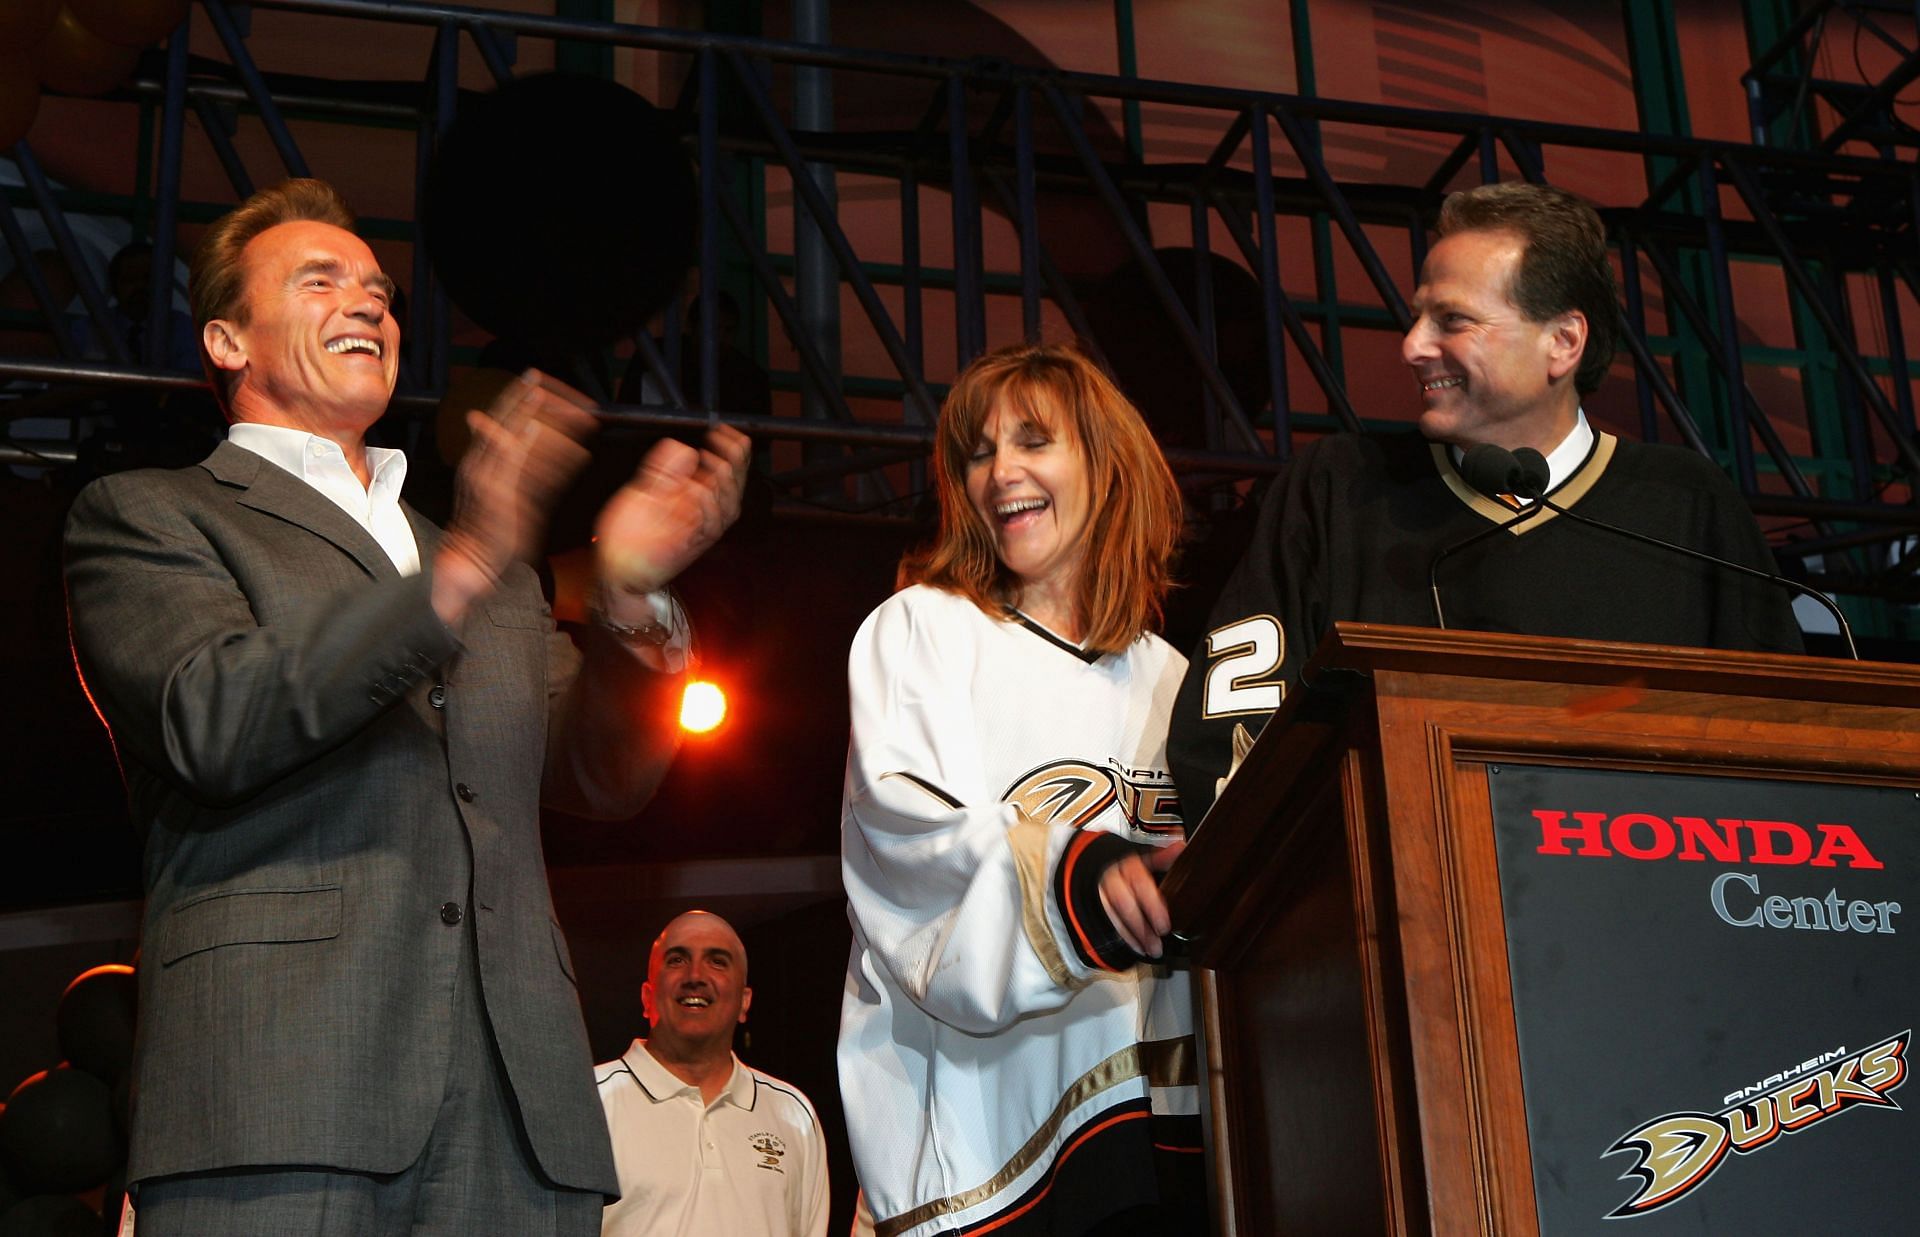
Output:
[1162, 623, 1920, 1236]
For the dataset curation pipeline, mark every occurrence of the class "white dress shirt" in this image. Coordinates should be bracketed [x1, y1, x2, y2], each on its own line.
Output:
[227, 422, 690, 665]
[227, 422, 420, 575]
[1538, 407, 1596, 492]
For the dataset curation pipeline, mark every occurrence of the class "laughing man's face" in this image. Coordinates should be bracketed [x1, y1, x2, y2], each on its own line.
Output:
[214, 219, 400, 432]
[642, 912, 752, 1054]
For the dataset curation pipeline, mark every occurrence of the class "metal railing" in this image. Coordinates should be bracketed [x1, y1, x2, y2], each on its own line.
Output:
[1745, 0, 1920, 153]
[5, 0, 1920, 603]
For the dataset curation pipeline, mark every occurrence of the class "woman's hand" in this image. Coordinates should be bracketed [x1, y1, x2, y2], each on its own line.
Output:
[1097, 839, 1185, 959]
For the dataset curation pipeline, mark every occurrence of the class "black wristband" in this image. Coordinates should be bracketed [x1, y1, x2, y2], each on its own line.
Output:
[1054, 830, 1154, 972]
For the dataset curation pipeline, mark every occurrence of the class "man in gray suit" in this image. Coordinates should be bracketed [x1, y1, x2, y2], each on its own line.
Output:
[64, 179, 749, 1236]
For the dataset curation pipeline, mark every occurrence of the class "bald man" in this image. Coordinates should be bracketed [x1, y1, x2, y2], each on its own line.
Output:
[594, 912, 828, 1237]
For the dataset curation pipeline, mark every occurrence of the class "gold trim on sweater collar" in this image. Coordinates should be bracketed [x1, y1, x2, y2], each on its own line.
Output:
[1431, 432, 1616, 535]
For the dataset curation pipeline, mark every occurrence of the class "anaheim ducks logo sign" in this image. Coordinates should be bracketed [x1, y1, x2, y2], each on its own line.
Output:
[1002, 760, 1182, 836]
[1603, 1030, 1909, 1218]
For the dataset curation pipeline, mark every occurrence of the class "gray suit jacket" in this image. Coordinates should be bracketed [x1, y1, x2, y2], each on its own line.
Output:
[64, 441, 677, 1193]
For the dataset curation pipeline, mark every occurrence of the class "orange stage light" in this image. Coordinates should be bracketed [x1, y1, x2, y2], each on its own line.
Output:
[679, 680, 727, 733]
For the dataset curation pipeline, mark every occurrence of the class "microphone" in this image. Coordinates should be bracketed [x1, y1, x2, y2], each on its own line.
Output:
[1459, 443, 1550, 503]
[1428, 447, 1548, 628]
[1449, 444, 1856, 658]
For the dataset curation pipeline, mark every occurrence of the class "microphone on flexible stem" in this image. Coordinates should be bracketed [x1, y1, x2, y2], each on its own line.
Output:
[1452, 443, 1858, 659]
[1427, 446, 1550, 629]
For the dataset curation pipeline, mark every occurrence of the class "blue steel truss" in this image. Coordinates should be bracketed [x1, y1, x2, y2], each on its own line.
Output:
[4, 0, 1920, 607]
[1745, 0, 1920, 153]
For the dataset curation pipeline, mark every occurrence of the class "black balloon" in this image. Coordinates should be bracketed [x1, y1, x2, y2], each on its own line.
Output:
[0, 1194, 99, 1237]
[423, 73, 698, 357]
[1083, 247, 1274, 451]
[100, 1160, 128, 1237]
[0, 1070, 120, 1195]
[55, 966, 136, 1084]
[108, 1072, 130, 1144]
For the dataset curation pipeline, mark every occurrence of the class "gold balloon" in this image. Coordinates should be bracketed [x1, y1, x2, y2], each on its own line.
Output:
[0, 56, 41, 150]
[68, 0, 188, 49]
[37, 6, 139, 98]
[0, 0, 60, 50]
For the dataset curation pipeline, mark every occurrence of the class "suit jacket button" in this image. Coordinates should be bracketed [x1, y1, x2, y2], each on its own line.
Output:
[456, 783, 475, 803]
[429, 685, 447, 709]
[440, 901, 463, 926]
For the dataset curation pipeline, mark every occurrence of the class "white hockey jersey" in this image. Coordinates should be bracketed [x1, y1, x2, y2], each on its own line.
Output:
[838, 585, 1199, 1237]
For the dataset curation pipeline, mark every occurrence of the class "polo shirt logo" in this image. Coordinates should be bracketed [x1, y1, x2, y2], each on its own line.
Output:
[749, 1131, 787, 1172]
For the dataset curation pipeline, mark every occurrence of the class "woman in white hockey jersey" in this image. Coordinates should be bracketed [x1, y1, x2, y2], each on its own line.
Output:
[839, 343, 1204, 1237]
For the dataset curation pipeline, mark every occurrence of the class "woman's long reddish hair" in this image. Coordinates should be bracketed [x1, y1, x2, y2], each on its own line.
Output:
[902, 343, 1182, 654]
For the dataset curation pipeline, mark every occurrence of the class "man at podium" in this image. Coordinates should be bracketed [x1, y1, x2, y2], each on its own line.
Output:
[1169, 181, 1803, 819]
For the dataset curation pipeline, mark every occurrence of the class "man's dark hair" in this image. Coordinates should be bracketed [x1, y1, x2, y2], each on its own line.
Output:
[1436, 182, 1619, 395]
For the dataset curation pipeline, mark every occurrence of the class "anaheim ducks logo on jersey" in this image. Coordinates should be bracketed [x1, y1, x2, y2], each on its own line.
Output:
[1003, 759, 1182, 837]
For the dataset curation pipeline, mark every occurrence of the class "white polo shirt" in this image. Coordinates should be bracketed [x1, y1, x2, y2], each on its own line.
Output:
[595, 1040, 828, 1237]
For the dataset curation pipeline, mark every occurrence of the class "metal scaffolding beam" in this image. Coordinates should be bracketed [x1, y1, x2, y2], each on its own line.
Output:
[5, 0, 1920, 606]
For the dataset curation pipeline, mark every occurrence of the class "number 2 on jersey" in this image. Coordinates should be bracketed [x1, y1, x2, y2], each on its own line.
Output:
[1202, 615, 1285, 717]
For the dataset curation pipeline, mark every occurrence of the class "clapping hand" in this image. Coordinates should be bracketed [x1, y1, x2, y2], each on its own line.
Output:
[593, 424, 751, 602]
[433, 370, 597, 623]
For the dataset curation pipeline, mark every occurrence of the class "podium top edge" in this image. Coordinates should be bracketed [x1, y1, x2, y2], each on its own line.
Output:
[1314, 622, 1920, 706]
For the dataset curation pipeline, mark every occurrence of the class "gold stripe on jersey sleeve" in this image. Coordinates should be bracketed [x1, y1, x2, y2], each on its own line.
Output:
[1008, 809, 1078, 990]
